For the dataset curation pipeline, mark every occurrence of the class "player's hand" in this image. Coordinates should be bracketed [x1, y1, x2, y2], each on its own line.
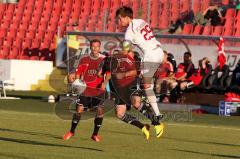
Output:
[100, 83, 106, 90]
[68, 73, 75, 83]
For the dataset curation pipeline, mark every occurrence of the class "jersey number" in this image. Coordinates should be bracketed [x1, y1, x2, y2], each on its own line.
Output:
[140, 24, 154, 40]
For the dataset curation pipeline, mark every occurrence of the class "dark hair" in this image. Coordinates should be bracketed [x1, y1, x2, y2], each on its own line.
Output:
[167, 53, 177, 72]
[90, 39, 101, 47]
[184, 51, 192, 57]
[116, 6, 133, 19]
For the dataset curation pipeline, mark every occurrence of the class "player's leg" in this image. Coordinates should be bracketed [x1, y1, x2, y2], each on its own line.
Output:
[142, 50, 164, 118]
[142, 50, 165, 138]
[115, 104, 150, 140]
[63, 96, 86, 140]
[91, 98, 104, 142]
[131, 95, 160, 126]
[143, 76, 161, 116]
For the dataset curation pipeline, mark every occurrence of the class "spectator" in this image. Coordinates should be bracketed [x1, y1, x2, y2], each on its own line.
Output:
[154, 51, 176, 102]
[175, 52, 195, 81]
[179, 57, 212, 90]
[168, 10, 195, 34]
[203, 5, 224, 26]
[167, 53, 177, 72]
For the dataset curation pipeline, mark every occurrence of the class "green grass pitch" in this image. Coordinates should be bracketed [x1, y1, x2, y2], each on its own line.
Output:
[0, 92, 239, 159]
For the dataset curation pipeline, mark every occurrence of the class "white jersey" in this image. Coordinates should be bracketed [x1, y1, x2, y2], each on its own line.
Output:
[125, 19, 161, 54]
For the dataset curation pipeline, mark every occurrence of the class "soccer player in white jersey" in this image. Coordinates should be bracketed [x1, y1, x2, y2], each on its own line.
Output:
[116, 6, 164, 138]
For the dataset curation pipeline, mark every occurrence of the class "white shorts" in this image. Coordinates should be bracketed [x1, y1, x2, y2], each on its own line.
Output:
[141, 47, 164, 78]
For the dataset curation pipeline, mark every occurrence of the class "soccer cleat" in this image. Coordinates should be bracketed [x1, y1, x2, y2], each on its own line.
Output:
[91, 135, 101, 142]
[154, 123, 164, 138]
[63, 132, 74, 140]
[141, 124, 150, 140]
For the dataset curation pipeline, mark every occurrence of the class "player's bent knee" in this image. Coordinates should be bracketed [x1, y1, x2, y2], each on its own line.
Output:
[116, 111, 125, 119]
[76, 105, 84, 113]
[144, 84, 154, 90]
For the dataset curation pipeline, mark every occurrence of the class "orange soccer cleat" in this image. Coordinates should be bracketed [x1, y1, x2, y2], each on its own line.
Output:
[63, 132, 74, 140]
[91, 134, 102, 142]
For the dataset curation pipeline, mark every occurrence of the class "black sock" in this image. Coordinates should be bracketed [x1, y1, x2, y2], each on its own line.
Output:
[92, 117, 103, 135]
[139, 104, 160, 126]
[121, 113, 144, 129]
[70, 113, 81, 133]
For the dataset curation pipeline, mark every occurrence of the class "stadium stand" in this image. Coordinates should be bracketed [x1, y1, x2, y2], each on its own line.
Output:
[0, 0, 238, 60]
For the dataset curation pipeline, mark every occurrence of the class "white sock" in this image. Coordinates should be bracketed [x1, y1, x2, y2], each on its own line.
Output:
[145, 88, 160, 116]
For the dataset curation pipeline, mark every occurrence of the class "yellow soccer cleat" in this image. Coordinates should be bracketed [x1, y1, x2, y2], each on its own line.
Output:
[141, 124, 150, 140]
[154, 123, 164, 138]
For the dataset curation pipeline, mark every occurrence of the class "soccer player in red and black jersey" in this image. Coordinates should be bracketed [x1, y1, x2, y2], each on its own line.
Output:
[110, 41, 163, 140]
[63, 39, 110, 142]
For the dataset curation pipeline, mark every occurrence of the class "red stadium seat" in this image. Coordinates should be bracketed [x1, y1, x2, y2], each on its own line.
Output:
[201, 0, 211, 12]
[234, 27, 240, 37]
[29, 20, 39, 30]
[4, 37, 13, 48]
[121, 0, 131, 6]
[182, 24, 193, 35]
[100, 0, 110, 11]
[31, 38, 41, 49]
[192, 25, 202, 35]
[10, 19, 21, 30]
[106, 22, 116, 32]
[202, 25, 212, 35]
[110, 0, 121, 10]
[22, 38, 32, 49]
[18, 55, 30, 60]
[8, 28, 17, 38]
[235, 19, 240, 28]
[212, 26, 223, 36]
[13, 11, 23, 21]
[36, 29, 45, 40]
[13, 38, 23, 49]
[0, 38, 3, 46]
[224, 17, 235, 28]
[7, 3, 16, 13]
[18, 0, 27, 8]
[4, 11, 14, 21]
[26, 29, 37, 39]
[8, 47, 19, 59]
[0, 28, 7, 38]
[32, 12, 42, 21]
[17, 29, 27, 39]
[41, 39, 51, 49]
[224, 8, 236, 18]
[222, 0, 229, 5]
[158, 15, 170, 29]
[0, 4, 6, 13]
[91, 0, 101, 15]
[180, 0, 191, 12]
[193, 0, 201, 14]
[45, 30, 55, 41]
[236, 11, 240, 20]
[1, 19, 11, 28]
[38, 20, 49, 30]
[1, 46, 10, 56]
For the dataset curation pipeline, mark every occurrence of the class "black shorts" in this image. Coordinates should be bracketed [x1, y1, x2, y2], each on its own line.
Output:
[113, 79, 143, 105]
[76, 95, 104, 109]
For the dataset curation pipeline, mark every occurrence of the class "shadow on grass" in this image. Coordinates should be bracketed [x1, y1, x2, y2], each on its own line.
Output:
[171, 149, 240, 158]
[0, 128, 60, 139]
[0, 152, 31, 159]
[0, 137, 103, 152]
[103, 129, 142, 137]
[165, 136, 240, 147]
